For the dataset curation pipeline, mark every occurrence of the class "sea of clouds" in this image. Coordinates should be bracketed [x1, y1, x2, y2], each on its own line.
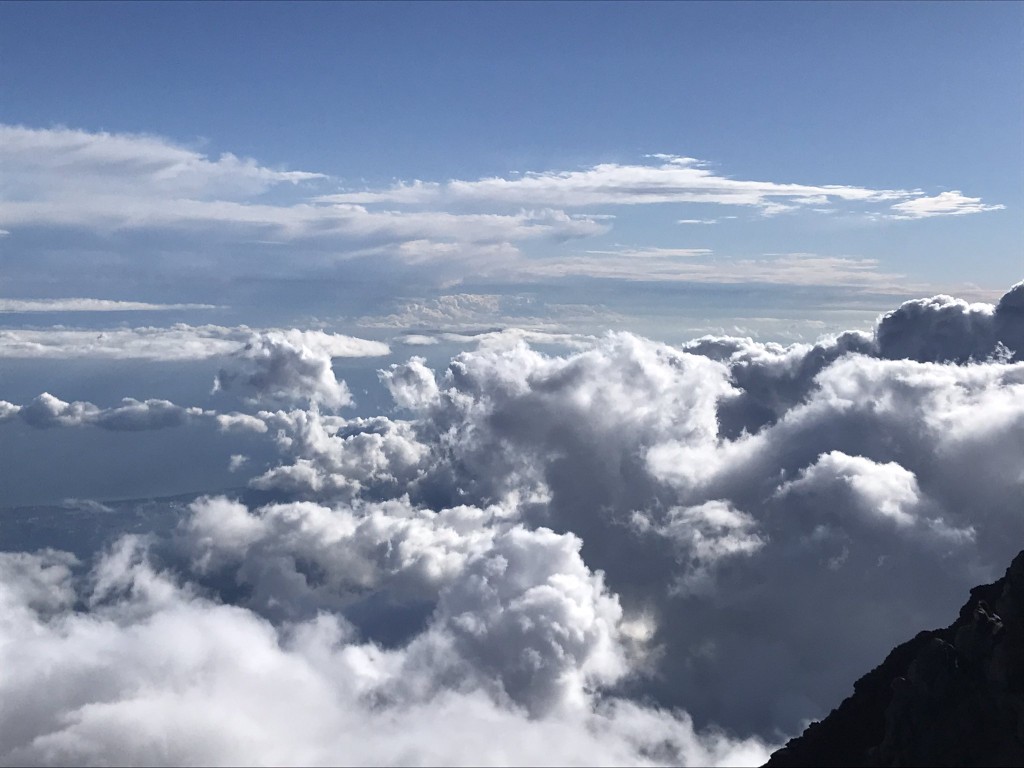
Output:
[1, 283, 1022, 766]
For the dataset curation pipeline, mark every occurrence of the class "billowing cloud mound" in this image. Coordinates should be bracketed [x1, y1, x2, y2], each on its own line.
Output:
[13, 392, 209, 431]
[1, 282, 1022, 764]
[0, 521, 771, 766]
[875, 280, 1024, 363]
[214, 330, 389, 410]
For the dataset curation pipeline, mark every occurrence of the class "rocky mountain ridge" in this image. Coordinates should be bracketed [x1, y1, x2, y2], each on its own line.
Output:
[766, 550, 1024, 767]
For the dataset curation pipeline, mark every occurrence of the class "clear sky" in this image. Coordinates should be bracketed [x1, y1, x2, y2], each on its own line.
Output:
[1, 1, 1021, 339]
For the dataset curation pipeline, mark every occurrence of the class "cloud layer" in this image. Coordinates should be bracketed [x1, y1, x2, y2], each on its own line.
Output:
[1, 283, 1022, 763]
[0, 325, 388, 361]
[319, 154, 1001, 220]
[0, 298, 219, 313]
[0, 125, 1006, 298]
[3, 392, 209, 431]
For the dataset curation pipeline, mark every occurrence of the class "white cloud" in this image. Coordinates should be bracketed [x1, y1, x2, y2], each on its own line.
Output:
[1, 125, 1001, 299]
[317, 156, 1000, 223]
[4, 126, 998, 281]
[2, 282, 1024, 755]
[214, 330, 389, 410]
[357, 293, 623, 335]
[216, 412, 270, 434]
[0, 125, 605, 250]
[352, 289, 1023, 732]
[586, 247, 713, 259]
[0, 324, 389, 361]
[61, 498, 115, 514]
[0, 541, 771, 766]
[0, 325, 247, 360]
[0, 298, 219, 312]
[379, 356, 441, 410]
[890, 190, 1006, 219]
[399, 328, 597, 350]
[319, 155, 916, 214]
[633, 500, 766, 596]
[875, 285, 1024, 363]
[1, 123, 324, 195]
[428, 525, 628, 716]
[247, 409, 427, 501]
[778, 451, 923, 528]
[15, 392, 210, 431]
[506, 250, 912, 290]
[359, 293, 508, 328]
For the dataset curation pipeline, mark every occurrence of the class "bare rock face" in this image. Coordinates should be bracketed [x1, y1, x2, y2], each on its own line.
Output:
[765, 550, 1024, 767]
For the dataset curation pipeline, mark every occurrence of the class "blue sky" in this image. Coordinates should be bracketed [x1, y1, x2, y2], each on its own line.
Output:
[0, 1, 1021, 337]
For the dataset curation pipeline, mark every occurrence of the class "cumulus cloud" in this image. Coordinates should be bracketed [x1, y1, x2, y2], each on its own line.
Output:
[3, 281, 1023, 759]
[214, 330, 389, 410]
[379, 356, 441, 410]
[427, 525, 628, 716]
[875, 281, 1024, 363]
[17, 392, 103, 428]
[633, 501, 767, 597]
[354, 286, 1022, 732]
[247, 409, 427, 501]
[0, 521, 774, 766]
[778, 452, 925, 529]
[216, 412, 270, 433]
[13, 392, 210, 431]
[228, 454, 249, 472]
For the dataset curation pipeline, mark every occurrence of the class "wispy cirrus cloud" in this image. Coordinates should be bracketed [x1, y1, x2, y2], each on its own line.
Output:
[0, 325, 389, 361]
[1, 126, 1003, 253]
[2, 123, 325, 198]
[0, 298, 219, 313]
[0, 125, 606, 248]
[318, 155, 1004, 222]
[677, 218, 727, 225]
[0, 125, 1002, 299]
[318, 155, 918, 213]
[500, 249, 915, 291]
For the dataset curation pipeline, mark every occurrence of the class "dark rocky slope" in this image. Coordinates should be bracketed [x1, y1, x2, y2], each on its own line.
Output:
[765, 550, 1024, 767]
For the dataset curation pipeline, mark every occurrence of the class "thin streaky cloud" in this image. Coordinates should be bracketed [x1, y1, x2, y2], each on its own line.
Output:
[318, 154, 963, 216]
[0, 325, 389, 361]
[499, 250, 916, 291]
[0, 298, 220, 313]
